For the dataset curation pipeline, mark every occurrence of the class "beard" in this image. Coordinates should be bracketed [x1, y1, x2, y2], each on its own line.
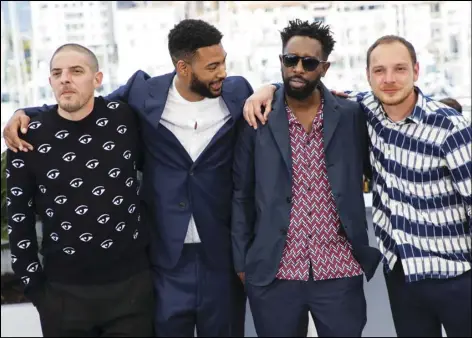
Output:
[378, 86, 415, 107]
[190, 73, 221, 99]
[282, 71, 321, 101]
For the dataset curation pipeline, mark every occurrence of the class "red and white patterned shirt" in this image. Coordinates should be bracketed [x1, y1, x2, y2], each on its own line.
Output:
[275, 99, 363, 281]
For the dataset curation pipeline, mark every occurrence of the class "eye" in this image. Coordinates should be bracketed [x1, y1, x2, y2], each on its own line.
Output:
[85, 159, 99, 169]
[79, 233, 93, 242]
[26, 262, 39, 272]
[108, 168, 121, 178]
[102, 141, 115, 151]
[21, 276, 30, 285]
[37, 144, 52, 153]
[61, 221, 72, 230]
[39, 185, 47, 194]
[133, 229, 139, 240]
[97, 214, 110, 224]
[128, 204, 136, 214]
[115, 222, 126, 232]
[47, 169, 60, 179]
[54, 195, 67, 204]
[28, 121, 42, 130]
[10, 187, 23, 197]
[92, 186, 105, 196]
[11, 254, 17, 264]
[50, 232, 59, 241]
[123, 150, 131, 160]
[7, 225, 12, 234]
[12, 159, 25, 168]
[63, 152, 76, 162]
[55, 130, 69, 139]
[125, 178, 134, 187]
[112, 196, 124, 205]
[17, 239, 31, 249]
[70, 178, 83, 188]
[6, 169, 10, 178]
[107, 102, 120, 109]
[75, 205, 88, 215]
[100, 239, 114, 249]
[96, 118, 109, 127]
[28, 199, 33, 207]
[45, 208, 54, 217]
[12, 213, 26, 223]
[78, 134, 92, 144]
[63, 247, 76, 255]
[7, 197, 11, 206]
[117, 125, 127, 134]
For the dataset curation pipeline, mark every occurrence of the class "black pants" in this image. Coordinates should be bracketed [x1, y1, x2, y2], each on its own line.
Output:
[36, 270, 154, 337]
[385, 262, 472, 337]
[247, 274, 366, 337]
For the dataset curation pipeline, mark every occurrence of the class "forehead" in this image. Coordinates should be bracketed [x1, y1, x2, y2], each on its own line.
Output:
[194, 44, 226, 64]
[284, 36, 323, 58]
[51, 49, 92, 69]
[370, 42, 412, 67]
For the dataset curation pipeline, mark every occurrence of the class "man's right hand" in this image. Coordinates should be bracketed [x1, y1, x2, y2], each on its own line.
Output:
[3, 110, 33, 153]
[237, 272, 245, 284]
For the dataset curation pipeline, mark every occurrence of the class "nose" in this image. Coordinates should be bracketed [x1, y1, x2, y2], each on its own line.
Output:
[60, 70, 72, 84]
[293, 58, 305, 74]
[217, 63, 227, 80]
[384, 69, 395, 84]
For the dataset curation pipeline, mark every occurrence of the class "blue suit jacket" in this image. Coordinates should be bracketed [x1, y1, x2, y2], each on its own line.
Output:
[232, 83, 382, 286]
[26, 70, 254, 271]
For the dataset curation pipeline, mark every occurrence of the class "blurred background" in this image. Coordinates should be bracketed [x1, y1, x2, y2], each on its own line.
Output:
[1, 1, 471, 336]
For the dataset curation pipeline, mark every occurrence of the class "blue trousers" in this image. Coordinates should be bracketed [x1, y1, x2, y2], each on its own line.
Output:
[385, 262, 471, 337]
[152, 244, 246, 337]
[247, 274, 366, 337]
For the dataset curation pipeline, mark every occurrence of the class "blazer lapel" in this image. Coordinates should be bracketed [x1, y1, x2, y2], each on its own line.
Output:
[144, 72, 175, 129]
[320, 83, 341, 151]
[267, 88, 292, 175]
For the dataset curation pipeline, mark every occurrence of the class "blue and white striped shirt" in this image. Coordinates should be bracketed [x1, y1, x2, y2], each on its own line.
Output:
[348, 88, 471, 283]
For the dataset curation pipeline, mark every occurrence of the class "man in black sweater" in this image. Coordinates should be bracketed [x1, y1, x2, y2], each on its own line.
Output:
[6, 43, 153, 337]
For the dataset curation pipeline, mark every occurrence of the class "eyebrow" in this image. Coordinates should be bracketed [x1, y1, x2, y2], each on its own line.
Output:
[51, 65, 85, 72]
[206, 54, 227, 68]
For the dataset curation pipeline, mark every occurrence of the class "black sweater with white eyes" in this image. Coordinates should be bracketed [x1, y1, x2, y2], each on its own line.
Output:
[6, 97, 149, 297]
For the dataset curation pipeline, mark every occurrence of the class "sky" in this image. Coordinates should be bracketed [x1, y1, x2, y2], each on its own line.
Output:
[1, 1, 32, 33]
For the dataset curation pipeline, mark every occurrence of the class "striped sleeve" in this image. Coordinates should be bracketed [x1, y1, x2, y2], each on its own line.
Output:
[441, 117, 472, 232]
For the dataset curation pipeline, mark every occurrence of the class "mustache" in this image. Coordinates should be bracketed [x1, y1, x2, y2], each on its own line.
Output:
[288, 76, 308, 84]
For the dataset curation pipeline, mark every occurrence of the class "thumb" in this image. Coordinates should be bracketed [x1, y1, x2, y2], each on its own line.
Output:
[20, 115, 30, 134]
[263, 99, 272, 120]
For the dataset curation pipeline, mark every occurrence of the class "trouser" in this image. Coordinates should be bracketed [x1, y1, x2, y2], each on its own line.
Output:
[385, 262, 472, 337]
[36, 269, 155, 337]
[152, 244, 246, 337]
[247, 273, 366, 337]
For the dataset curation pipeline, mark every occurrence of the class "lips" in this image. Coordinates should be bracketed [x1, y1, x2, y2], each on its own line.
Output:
[289, 78, 307, 88]
[210, 82, 223, 90]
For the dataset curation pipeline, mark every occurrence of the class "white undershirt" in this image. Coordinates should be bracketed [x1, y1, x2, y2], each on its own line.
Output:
[159, 76, 231, 243]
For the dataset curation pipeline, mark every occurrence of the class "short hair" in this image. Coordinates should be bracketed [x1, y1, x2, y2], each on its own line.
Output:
[168, 19, 223, 65]
[439, 97, 462, 113]
[366, 35, 417, 69]
[280, 19, 336, 60]
[50, 43, 99, 72]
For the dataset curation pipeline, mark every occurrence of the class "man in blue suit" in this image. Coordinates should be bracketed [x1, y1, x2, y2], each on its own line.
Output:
[232, 20, 381, 337]
[3, 19, 259, 337]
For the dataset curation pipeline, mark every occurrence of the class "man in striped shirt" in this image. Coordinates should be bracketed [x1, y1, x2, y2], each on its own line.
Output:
[244, 35, 471, 337]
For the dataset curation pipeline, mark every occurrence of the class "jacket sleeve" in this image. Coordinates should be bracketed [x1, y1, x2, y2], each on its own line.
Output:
[231, 119, 257, 273]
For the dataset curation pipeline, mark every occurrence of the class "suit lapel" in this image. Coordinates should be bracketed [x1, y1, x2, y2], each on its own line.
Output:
[267, 89, 292, 175]
[320, 83, 341, 151]
[144, 72, 175, 129]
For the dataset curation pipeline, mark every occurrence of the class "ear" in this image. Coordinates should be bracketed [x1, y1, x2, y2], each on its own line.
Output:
[176, 60, 189, 77]
[94, 71, 104, 89]
[49, 77, 52, 87]
[413, 62, 419, 82]
[321, 62, 331, 77]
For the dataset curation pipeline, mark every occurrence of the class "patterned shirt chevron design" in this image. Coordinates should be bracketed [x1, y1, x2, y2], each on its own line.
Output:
[347, 88, 471, 283]
[276, 100, 363, 281]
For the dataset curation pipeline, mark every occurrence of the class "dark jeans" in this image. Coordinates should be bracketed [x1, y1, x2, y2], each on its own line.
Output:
[385, 262, 472, 337]
[36, 270, 154, 337]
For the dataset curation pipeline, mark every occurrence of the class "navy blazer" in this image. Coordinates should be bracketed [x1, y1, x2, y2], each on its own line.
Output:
[231, 83, 382, 286]
[26, 70, 254, 271]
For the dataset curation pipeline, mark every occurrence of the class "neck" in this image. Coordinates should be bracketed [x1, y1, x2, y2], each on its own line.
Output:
[383, 89, 418, 122]
[58, 97, 95, 121]
[175, 75, 204, 102]
[285, 88, 321, 111]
